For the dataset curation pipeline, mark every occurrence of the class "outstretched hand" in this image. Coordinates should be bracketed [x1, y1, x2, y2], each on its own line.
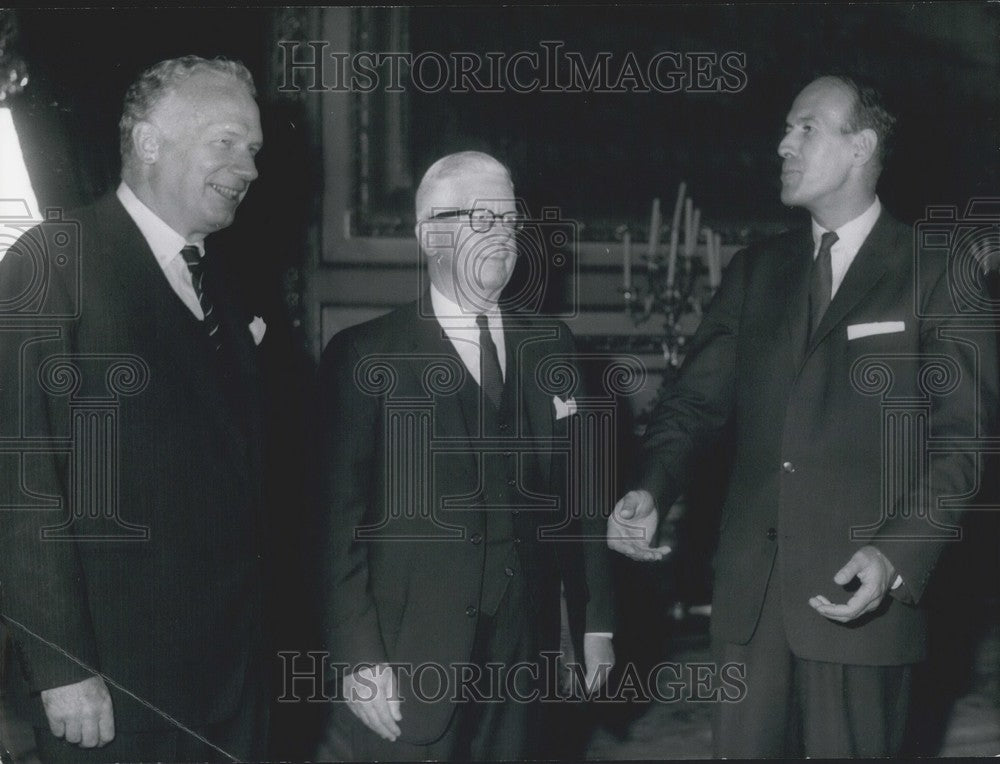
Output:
[607, 490, 671, 562]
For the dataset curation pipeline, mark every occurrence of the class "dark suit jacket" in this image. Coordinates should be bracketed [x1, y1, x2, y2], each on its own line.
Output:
[0, 194, 265, 731]
[639, 211, 998, 666]
[318, 296, 614, 744]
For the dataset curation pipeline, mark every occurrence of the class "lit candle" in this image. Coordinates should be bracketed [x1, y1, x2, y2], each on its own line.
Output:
[712, 232, 723, 287]
[667, 183, 685, 289]
[685, 208, 702, 257]
[702, 225, 713, 273]
[623, 230, 632, 292]
[684, 197, 693, 254]
[647, 198, 661, 260]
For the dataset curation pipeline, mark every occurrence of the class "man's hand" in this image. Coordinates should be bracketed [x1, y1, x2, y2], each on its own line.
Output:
[607, 490, 671, 562]
[344, 664, 401, 742]
[809, 545, 896, 623]
[582, 634, 615, 694]
[40, 676, 115, 748]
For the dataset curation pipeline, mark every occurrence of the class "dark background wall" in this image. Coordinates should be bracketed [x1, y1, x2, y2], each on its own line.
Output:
[11, 4, 998, 230]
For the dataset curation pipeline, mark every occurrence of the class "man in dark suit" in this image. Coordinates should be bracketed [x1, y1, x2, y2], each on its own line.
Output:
[608, 75, 999, 756]
[318, 151, 615, 760]
[0, 56, 267, 762]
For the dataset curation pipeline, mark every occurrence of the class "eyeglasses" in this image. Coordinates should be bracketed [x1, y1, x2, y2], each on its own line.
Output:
[427, 208, 525, 233]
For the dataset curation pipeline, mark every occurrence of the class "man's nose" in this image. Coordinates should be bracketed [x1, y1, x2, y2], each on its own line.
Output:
[777, 133, 796, 159]
[235, 153, 259, 182]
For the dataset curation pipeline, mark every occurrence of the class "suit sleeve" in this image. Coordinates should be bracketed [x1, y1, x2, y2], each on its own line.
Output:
[637, 249, 747, 511]
[570, 328, 616, 635]
[873, 261, 1000, 603]
[0, 238, 100, 692]
[318, 329, 388, 678]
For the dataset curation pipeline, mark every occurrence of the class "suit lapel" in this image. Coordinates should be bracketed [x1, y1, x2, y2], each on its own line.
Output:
[510, 319, 555, 488]
[95, 195, 256, 469]
[777, 228, 814, 372]
[405, 298, 479, 484]
[804, 211, 898, 358]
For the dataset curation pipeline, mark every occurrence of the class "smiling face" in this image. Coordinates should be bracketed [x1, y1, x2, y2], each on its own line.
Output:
[142, 70, 262, 240]
[421, 170, 519, 309]
[777, 77, 870, 227]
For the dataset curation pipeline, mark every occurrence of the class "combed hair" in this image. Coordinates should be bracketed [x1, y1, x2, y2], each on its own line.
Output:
[415, 151, 512, 222]
[119, 56, 256, 161]
[824, 73, 897, 168]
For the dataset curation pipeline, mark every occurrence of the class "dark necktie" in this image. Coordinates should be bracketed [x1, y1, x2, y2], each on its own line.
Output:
[808, 231, 839, 339]
[180, 245, 224, 351]
[476, 314, 504, 408]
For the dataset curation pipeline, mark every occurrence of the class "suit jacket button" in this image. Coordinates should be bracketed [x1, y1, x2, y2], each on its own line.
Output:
[504, 566, 515, 577]
[506, 478, 516, 487]
[767, 527, 777, 541]
[470, 533, 483, 544]
[781, 461, 795, 473]
[513, 537, 522, 545]
[466, 606, 478, 617]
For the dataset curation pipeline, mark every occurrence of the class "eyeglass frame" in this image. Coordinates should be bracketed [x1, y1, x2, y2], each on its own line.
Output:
[426, 208, 525, 233]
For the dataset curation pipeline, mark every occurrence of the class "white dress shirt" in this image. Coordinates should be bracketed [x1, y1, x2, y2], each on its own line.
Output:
[116, 181, 205, 320]
[429, 283, 506, 383]
[811, 196, 881, 300]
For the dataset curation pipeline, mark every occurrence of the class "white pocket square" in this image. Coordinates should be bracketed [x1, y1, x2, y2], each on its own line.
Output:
[553, 395, 577, 420]
[847, 321, 905, 340]
[248, 315, 267, 345]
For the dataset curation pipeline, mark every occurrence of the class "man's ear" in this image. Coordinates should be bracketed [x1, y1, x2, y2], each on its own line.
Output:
[852, 128, 877, 167]
[132, 121, 161, 164]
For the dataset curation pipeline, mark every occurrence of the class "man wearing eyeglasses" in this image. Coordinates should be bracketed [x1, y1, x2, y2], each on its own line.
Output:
[317, 151, 614, 760]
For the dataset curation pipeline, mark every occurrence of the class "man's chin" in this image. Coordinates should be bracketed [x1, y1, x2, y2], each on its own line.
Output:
[204, 211, 238, 232]
[779, 189, 800, 207]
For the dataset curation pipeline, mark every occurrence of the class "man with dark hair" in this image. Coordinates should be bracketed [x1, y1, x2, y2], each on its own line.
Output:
[830, 73, 897, 167]
[0, 55, 268, 762]
[608, 75, 997, 756]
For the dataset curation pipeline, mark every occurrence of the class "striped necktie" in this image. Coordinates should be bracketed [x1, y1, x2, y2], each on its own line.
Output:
[180, 245, 224, 351]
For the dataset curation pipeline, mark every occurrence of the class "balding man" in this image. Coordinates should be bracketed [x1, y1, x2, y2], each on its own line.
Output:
[0, 56, 267, 762]
[609, 75, 998, 756]
[318, 151, 614, 760]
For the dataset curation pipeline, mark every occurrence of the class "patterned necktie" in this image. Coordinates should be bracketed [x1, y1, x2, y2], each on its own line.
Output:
[808, 231, 839, 339]
[476, 314, 504, 408]
[180, 245, 224, 351]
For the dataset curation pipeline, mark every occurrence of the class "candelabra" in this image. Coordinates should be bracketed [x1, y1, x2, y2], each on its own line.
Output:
[620, 223, 717, 372]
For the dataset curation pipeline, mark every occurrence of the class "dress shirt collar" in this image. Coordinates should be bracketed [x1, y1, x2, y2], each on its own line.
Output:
[811, 196, 881, 258]
[429, 282, 501, 329]
[429, 283, 505, 380]
[116, 181, 203, 265]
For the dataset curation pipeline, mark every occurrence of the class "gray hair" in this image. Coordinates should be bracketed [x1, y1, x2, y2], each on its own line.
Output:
[119, 55, 257, 162]
[415, 151, 512, 222]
